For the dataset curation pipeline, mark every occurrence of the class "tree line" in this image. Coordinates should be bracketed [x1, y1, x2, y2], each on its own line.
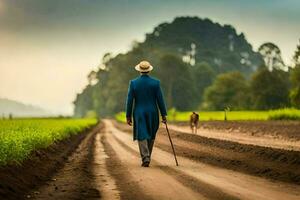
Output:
[73, 17, 300, 117]
[204, 41, 300, 110]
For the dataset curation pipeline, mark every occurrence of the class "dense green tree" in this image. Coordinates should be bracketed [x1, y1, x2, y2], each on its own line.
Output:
[258, 42, 287, 71]
[144, 17, 262, 75]
[293, 39, 300, 65]
[73, 16, 264, 117]
[250, 68, 290, 110]
[190, 62, 216, 103]
[157, 54, 197, 110]
[290, 40, 300, 108]
[203, 71, 250, 110]
[92, 68, 110, 116]
[73, 85, 94, 117]
[290, 82, 300, 108]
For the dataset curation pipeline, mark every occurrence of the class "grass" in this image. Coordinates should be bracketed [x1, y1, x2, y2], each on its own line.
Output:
[0, 118, 97, 166]
[115, 108, 300, 122]
[268, 108, 300, 120]
[115, 112, 127, 123]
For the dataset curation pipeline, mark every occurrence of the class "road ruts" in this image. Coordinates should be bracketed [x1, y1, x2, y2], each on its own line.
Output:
[104, 119, 300, 200]
[29, 120, 300, 200]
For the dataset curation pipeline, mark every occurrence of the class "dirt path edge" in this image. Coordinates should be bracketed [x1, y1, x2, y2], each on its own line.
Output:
[0, 125, 99, 200]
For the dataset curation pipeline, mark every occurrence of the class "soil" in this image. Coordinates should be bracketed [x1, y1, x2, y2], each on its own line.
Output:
[114, 121, 300, 184]
[175, 121, 300, 140]
[2, 119, 300, 200]
[31, 124, 102, 200]
[102, 133, 153, 200]
[108, 120, 300, 200]
[0, 126, 98, 200]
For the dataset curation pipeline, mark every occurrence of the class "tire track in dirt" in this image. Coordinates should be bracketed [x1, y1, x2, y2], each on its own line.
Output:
[31, 125, 101, 200]
[100, 124, 150, 200]
[20, 120, 300, 200]
[103, 122, 204, 200]
[30, 123, 122, 200]
[106, 120, 300, 200]
[0, 126, 95, 200]
[114, 121, 300, 184]
[155, 132, 300, 184]
[168, 124, 300, 151]
[109, 129, 239, 200]
[92, 130, 120, 199]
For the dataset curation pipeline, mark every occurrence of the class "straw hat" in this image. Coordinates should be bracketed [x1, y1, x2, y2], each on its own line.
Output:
[135, 60, 153, 72]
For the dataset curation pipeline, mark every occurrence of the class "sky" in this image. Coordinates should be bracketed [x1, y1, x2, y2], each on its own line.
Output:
[0, 0, 299, 115]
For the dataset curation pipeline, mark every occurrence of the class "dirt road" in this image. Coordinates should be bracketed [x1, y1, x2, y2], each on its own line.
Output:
[167, 124, 300, 151]
[20, 119, 300, 199]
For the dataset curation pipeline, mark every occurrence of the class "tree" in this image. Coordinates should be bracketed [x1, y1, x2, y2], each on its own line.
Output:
[87, 70, 98, 85]
[99, 53, 113, 70]
[250, 68, 290, 110]
[203, 71, 250, 110]
[258, 42, 287, 71]
[93, 68, 110, 116]
[73, 85, 95, 117]
[290, 85, 300, 108]
[102, 53, 141, 114]
[290, 39, 300, 108]
[293, 39, 300, 66]
[190, 62, 216, 104]
[73, 16, 264, 117]
[157, 54, 197, 110]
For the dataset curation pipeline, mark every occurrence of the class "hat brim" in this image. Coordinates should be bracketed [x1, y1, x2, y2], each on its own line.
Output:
[135, 65, 153, 72]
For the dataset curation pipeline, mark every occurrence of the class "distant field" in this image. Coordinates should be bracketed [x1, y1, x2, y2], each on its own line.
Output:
[0, 118, 97, 165]
[115, 108, 300, 122]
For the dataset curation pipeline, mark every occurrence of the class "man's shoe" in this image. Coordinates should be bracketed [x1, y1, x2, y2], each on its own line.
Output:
[142, 161, 150, 167]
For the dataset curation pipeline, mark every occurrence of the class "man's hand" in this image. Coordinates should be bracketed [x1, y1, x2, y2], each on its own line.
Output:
[162, 116, 167, 124]
[126, 117, 132, 126]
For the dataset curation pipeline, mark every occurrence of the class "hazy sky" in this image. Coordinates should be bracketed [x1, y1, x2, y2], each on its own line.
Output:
[0, 0, 299, 115]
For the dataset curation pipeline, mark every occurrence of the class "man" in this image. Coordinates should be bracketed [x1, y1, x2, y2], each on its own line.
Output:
[126, 60, 167, 167]
[190, 112, 199, 134]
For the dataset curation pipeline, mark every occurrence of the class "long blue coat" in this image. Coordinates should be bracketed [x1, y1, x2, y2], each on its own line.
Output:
[126, 74, 167, 141]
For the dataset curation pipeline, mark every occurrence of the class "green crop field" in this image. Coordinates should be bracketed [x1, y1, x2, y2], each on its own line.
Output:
[0, 118, 97, 166]
[115, 108, 300, 122]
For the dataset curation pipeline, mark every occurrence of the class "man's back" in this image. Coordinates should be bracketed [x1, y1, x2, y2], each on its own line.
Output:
[126, 73, 167, 140]
[131, 75, 160, 109]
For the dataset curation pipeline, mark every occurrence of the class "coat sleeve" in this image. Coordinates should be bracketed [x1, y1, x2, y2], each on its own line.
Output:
[126, 81, 134, 118]
[156, 81, 167, 116]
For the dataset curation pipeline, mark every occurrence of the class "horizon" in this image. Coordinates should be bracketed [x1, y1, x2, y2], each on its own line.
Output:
[0, 0, 299, 115]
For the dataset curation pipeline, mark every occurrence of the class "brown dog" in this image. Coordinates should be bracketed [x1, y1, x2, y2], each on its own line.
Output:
[190, 112, 199, 134]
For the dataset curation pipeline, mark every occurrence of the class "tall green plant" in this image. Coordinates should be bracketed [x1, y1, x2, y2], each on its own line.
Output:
[290, 39, 300, 108]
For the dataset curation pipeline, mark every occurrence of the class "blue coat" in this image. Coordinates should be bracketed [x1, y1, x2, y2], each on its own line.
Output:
[126, 74, 167, 141]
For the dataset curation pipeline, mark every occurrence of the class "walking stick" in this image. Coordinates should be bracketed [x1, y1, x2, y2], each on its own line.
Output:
[164, 122, 179, 166]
